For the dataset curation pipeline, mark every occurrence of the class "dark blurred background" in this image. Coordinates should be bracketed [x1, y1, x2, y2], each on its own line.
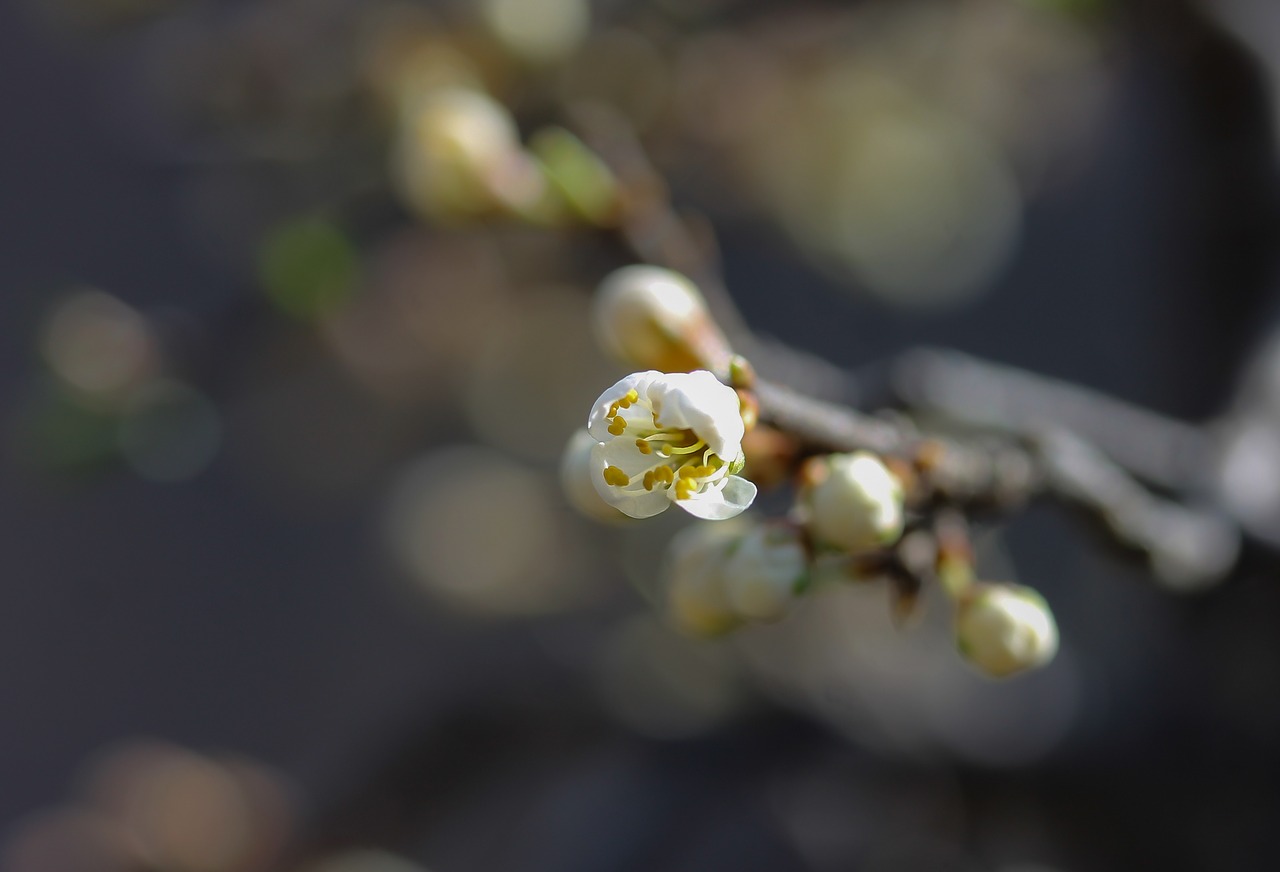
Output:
[3, 1, 1280, 870]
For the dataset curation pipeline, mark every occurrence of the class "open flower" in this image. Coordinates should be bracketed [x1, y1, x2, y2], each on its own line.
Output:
[588, 370, 757, 520]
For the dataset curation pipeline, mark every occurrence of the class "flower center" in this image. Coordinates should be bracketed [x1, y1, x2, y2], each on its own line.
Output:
[600, 389, 732, 502]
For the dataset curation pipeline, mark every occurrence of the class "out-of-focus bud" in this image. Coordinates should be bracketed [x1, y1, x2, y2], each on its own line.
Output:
[664, 522, 744, 638]
[800, 451, 905, 553]
[721, 522, 807, 621]
[479, 0, 590, 65]
[592, 265, 733, 373]
[41, 289, 158, 401]
[560, 428, 628, 523]
[529, 126, 619, 226]
[955, 583, 1059, 678]
[392, 86, 545, 221]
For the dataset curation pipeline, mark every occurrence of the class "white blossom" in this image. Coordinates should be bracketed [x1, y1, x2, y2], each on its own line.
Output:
[587, 370, 756, 520]
[592, 266, 731, 373]
[956, 583, 1059, 678]
[801, 451, 905, 553]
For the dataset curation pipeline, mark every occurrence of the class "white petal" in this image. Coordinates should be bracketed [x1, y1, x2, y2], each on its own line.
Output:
[648, 370, 744, 458]
[608, 486, 671, 519]
[594, 436, 660, 477]
[589, 442, 671, 519]
[586, 370, 662, 441]
[560, 429, 627, 522]
[676, 475, 757, 520]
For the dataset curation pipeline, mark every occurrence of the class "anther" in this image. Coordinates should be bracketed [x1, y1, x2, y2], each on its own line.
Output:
[603, 465, 631, 487]
[608, 416, 626, 436]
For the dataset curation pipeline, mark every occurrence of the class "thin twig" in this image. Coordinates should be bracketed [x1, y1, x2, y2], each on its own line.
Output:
[884, 348, 1217, 495]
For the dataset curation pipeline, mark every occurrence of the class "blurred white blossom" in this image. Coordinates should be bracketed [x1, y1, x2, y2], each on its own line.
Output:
[720, 523, 808, 622]
[664, 521, 746, 637]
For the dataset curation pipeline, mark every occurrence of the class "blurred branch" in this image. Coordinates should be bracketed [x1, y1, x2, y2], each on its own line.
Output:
[753, 379, 1241, 588]
[876, 348, 1217, 495]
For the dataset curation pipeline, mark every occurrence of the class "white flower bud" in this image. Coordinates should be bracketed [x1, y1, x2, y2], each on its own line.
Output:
[392, 86, 544, 220]
[587, 370, 756, 521]
[592, 266, 732, 374]
[560, 429, 628, 523]
[720, 523, 807, 621]
[955, 583, 1059, 678]
[664, 522, 744, 637]
[801, 451, 905, 553]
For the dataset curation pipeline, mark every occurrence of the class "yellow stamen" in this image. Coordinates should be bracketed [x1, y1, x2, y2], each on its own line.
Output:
[675, 479, 697, 500]
[643, 471, 655, 491]
[618, 389, 638, 409]
[668, 444, 705, 457]
[636, 439, 652, 455]
[603, 465, 631, 487]
[654, 466, 674, 484]
[608, 416, 626, 436]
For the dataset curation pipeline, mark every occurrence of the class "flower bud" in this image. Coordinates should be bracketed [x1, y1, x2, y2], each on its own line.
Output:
[560, 429, 628, 523]
[955, 583, 1059, 678]
[720, 523, 807, 621]
[392, 86, 545, 221]
[664, 522, 743, 638]
[592, 266, 732, 374]
[800, 451, 905, 553]
[479, 0, 590, 65]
